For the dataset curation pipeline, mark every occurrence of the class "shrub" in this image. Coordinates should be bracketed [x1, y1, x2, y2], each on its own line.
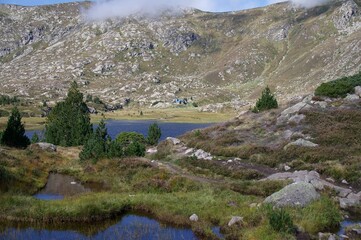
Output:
[45, 81, 92, 146]
[116, 132, 146, 146]
[147, 123, 161, 145]
[0, 110, 9, 117]
[252, 86, 278, 113]
[315, 72, 361, 98]
[1, 107, 30, 148]
[124, 141, 146, 157]
[266, 206, 295, 234]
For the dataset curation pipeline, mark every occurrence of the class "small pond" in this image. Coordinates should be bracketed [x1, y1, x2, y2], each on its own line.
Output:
[34, 173, 106, 200]
[0, 214, 200, 240]
[26, 120, 213, 141]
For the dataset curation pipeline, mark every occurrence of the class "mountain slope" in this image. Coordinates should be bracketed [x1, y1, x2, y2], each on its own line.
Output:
[0, 0, 361, 108]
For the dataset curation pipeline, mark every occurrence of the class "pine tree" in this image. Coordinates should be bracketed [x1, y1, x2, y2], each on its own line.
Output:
[147, 123, 161, 145]
[45, 82, 92, 146]
[1, 107, 30, 148]
[252, 86, 278, 113]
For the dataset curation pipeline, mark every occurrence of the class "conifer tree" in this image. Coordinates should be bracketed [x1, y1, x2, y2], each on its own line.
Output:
[1, 107, 30, 148]
[147, 123, 161, 145]
[45, 81, 92, 146]
[252, 86, 278, 113]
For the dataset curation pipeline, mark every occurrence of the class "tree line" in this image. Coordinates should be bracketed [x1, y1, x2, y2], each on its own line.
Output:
[0, 82, 161, 162]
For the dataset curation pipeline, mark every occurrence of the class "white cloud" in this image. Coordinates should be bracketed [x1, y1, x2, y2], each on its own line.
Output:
[290, 0, 331, 8]
[84, 0, 218, 21]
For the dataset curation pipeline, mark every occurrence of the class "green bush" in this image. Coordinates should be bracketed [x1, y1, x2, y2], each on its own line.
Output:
[315, 72, 361, 98]
[266, 206, 295, 234]
[252, 86, 278, 113]
[147, 123, 161, 145]
[1, 107, 30, 148]
[124, 141, 146, 157]
[116, 132, 146, 146]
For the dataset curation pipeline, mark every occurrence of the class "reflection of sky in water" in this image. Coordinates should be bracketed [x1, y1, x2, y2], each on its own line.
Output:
[33, 193, 64, 200]
[26, 120, 213, 141]
[338, 220, 361, 236]
[0, 215, 198, 240]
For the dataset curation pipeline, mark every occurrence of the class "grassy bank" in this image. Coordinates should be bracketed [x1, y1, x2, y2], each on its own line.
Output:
[0, 146, 342, 239]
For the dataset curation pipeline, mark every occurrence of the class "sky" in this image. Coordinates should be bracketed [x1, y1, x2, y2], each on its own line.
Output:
[0, 0, 283, 12]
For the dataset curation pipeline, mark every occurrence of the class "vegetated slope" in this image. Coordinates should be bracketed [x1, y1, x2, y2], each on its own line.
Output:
[0, 0, 361, 108]
[181, 95, 361, 188]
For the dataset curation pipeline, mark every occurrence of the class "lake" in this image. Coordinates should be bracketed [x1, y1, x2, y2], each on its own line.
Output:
[26, 120, 213, 141]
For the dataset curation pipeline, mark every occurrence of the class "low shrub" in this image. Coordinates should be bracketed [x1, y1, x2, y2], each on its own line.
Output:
[315, 72, 361, 98]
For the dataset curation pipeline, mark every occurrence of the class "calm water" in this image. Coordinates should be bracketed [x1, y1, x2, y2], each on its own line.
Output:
[26, 120, 212, 141]
[0, 215, 198, 240]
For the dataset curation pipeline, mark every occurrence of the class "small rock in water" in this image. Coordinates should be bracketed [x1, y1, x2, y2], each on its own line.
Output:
[342, 180, 349, 185]
[189, 214, 199, 222]
[227, 160, 233, 164]
[70, 182, 76, 185]
[284, 165, 291, 171]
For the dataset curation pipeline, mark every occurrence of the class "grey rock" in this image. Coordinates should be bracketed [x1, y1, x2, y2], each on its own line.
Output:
[264, 182, 320, 207]
[355, 86, 361, 97]
[281, 102, 312, 116]
[189, 214, 199, 222]
[284, 165, 291, 171]
[228, 216, 243, 227]
[193, 149, 213, 160]
[166, 137, 181, 145]
[345, 94, 359, 101]
[32, 142, 57, 152]
[284, 139, 318, 150]
[288, 114, 305, 124]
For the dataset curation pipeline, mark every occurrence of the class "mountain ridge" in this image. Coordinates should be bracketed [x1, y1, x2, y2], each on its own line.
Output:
[0, 0, 361, 109]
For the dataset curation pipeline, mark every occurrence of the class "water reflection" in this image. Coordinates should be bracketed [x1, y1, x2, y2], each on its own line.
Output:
[0, 215, 198, 240]
[34, 173, 107, 200]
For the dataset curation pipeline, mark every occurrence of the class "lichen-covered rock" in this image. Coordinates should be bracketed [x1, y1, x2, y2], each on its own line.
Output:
[284, 139, 318, 150]
[264, 182, 320, 207]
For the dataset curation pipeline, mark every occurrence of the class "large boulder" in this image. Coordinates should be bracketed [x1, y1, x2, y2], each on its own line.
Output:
[264, 182, 320, 207]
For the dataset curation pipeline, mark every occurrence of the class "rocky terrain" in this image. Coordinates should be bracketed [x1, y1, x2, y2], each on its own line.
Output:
[0, 0, 361, 109]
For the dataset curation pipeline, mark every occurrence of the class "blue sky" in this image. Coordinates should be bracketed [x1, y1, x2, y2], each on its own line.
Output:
[0, 0, 282, 12]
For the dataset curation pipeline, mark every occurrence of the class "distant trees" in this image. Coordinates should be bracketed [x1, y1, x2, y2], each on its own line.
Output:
[0, 107, 30, 148]
[0, 95, 20, 106]
[252, 86, 278, 113]
[45, 82, 92, 146]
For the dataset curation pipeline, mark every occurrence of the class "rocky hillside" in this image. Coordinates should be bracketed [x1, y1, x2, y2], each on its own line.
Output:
[0, 0, 361, 108]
